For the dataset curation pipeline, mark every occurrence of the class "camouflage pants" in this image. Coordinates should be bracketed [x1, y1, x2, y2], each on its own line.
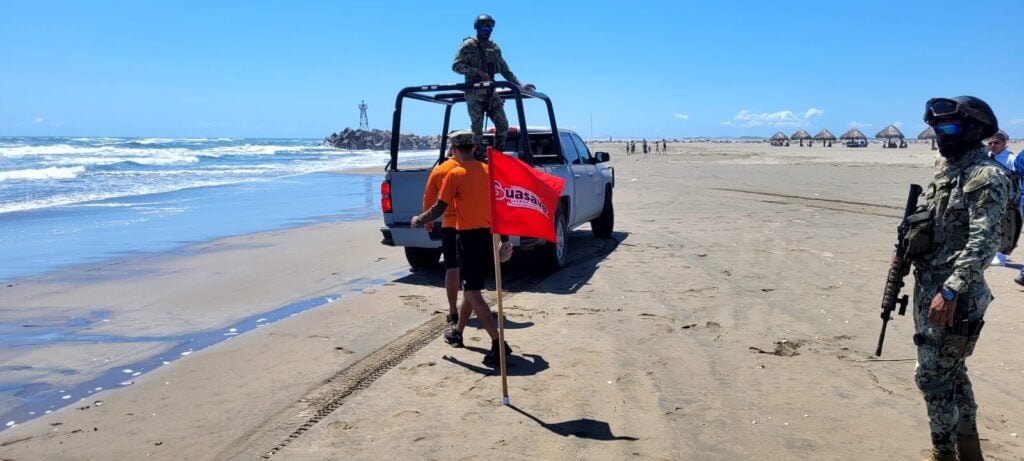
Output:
[912, 276, 989, 453]
[465, 91, 509, 151]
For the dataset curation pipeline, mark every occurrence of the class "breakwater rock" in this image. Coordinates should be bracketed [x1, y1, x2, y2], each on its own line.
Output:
[322, 128, 441, 151]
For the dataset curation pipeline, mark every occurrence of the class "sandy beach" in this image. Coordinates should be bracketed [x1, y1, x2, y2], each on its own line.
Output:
[3, 141, 1024, 460]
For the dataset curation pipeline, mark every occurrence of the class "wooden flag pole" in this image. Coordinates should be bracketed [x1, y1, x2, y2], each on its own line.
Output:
[491, 233, 510, 405]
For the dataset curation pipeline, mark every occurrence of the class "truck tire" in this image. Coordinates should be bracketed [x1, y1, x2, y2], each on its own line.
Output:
[591, 188, 614, 238]
[541, 206, 568, 271]
[404, 247, 441, 271]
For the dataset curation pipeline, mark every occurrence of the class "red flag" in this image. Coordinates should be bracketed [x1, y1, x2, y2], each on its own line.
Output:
[488, 147, 566, 242]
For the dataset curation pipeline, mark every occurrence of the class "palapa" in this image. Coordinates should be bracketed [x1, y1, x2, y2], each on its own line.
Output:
[790, 129, 812, 140]
[917, 127, 936, 140]
[769, 131, 789, 141]
[875, 125, 905, 139]
[813, 129, 837, 141]
[840, 128, 867, 140]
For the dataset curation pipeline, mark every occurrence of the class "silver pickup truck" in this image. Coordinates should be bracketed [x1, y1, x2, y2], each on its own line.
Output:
[378, 82, 614, 271]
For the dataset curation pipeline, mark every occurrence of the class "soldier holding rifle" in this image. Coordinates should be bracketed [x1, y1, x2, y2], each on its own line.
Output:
[880, 96, 1012, 461]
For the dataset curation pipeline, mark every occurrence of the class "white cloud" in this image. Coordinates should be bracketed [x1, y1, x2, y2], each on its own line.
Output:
[721, 108, 823, 128]
[674, 113, 689, 120]
[32, 117, 45, 124]
[803, 108, 824, 119]
[848, 121, 873, 129]
[1010, 118, 1024, 125]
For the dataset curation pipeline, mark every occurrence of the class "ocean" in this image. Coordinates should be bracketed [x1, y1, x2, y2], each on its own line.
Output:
[0, 137, 436, 281]
[0, 136, 442, 430]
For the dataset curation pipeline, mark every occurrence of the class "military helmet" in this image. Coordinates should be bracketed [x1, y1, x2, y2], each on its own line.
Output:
[474, 14, 495, 29]
[448, 129, 476, 147]
[924, 96, 998, 138]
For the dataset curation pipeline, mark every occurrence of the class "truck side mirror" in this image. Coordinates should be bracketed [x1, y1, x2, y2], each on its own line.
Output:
[594, 151, 611, 163]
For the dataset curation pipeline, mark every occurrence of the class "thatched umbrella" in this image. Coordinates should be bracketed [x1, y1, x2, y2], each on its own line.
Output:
[813, 129, 837, 146]
[840, 128, 867, 140]
[875, 125, 905, 139]
[769, 131, 789, 146]
[791, 129, 812, 146]
[875, 125, 906, 148]
[918, 126, 937, 150]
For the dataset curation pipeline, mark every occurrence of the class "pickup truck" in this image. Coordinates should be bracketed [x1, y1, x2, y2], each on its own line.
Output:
[378, 82, 615, 271]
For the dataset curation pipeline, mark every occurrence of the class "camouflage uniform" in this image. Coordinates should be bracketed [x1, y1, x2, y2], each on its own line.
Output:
[911, 146, 1012, 454]
[451, 36, 522, 151]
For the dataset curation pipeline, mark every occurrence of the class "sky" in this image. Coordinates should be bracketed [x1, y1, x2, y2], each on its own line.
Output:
[1, 0, 1021, 139]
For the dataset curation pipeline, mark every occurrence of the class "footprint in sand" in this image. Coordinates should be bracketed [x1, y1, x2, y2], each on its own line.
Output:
[327, 420, 358, 433]
[391, 410, 421, 420]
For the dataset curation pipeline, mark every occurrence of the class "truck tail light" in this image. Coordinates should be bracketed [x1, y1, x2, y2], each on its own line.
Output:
[380, 180, 392, 213]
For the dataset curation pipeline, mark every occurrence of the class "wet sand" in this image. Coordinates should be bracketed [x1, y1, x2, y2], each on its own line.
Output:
[2, 141, 1023, 460]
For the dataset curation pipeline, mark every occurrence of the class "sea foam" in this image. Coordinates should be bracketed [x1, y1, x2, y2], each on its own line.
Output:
[0, 166, 85, 181]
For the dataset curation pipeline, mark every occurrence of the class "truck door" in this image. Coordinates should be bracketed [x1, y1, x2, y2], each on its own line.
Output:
[570, 133, 605, 219]
[559, 132, 599, 221]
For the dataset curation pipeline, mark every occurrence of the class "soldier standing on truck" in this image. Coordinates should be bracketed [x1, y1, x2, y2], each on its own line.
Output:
[452, 14, 535, 154]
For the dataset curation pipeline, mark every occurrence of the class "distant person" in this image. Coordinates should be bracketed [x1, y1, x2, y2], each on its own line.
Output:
[452, 14, 535, 153]
[662, 139, 667, 153]
[654, 142, 660, 154]
[421, 147, 463, 325]
[411, 130, 513, 367]
[642, 139, 648, 155]
[987, 130, 1014, 266]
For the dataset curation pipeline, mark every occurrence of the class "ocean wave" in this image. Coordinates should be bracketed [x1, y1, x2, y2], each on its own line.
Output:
[0, 178, 252, 214]
[128, 138, 176, 145]
[0, 166, 86, 181]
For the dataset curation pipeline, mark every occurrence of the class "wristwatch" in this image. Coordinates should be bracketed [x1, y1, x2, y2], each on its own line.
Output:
[940, 286, 958, 301]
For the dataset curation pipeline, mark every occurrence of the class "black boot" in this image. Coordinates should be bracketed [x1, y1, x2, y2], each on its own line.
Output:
[482, 339, 512, 367]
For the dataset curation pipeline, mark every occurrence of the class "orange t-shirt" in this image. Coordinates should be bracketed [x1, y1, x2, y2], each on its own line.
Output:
[423, 158, 461, 228]
[439, 160, 491, 231]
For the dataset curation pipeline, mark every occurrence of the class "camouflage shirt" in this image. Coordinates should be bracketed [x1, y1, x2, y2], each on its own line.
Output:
[452, 37, 521, 86]
[915, 146, 1013, 294]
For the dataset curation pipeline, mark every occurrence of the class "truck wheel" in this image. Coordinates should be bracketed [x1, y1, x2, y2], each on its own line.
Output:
[541, 206, 568, 271]
[591, 188, 614, 238]
[404, 247, 441, 271]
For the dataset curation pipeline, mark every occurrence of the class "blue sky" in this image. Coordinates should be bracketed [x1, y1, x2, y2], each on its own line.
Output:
[2, 0, 1021, 139]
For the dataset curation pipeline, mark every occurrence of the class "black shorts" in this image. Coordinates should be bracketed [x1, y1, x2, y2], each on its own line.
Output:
[457, 228, 492, 291]
[441, 227, 459, 270]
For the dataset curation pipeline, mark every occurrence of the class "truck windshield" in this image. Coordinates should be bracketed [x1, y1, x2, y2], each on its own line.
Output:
[493, 133, 562, 165]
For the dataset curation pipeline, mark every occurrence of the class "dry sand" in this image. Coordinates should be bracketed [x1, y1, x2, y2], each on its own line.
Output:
[2, 141, 1023, 460]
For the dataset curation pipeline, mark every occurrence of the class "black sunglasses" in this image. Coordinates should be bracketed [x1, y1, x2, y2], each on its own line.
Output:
[925, 98, 994, 127]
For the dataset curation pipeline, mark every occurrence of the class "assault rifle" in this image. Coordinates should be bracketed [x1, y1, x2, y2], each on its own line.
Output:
[875, 183, 923, 357]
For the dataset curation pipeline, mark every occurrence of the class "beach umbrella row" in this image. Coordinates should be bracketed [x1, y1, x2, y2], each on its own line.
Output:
[767, 125, 937, 148]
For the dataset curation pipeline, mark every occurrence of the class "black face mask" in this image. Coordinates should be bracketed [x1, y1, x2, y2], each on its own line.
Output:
[936, 120, 985, 158]
[476, 28, 492, 41]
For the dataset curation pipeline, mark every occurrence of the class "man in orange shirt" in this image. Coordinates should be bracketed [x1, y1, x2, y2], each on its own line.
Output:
[422, 149, 462, 325]
[412, 129, 513, 366]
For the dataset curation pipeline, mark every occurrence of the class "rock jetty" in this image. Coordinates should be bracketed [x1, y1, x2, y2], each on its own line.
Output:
[322, 128, 441, 151]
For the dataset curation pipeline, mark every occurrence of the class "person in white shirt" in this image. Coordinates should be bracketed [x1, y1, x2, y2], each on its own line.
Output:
[987, 131, 1014, 266]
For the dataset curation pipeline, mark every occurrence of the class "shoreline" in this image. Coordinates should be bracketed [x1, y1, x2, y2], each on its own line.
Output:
[0, 216, 410, 431]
